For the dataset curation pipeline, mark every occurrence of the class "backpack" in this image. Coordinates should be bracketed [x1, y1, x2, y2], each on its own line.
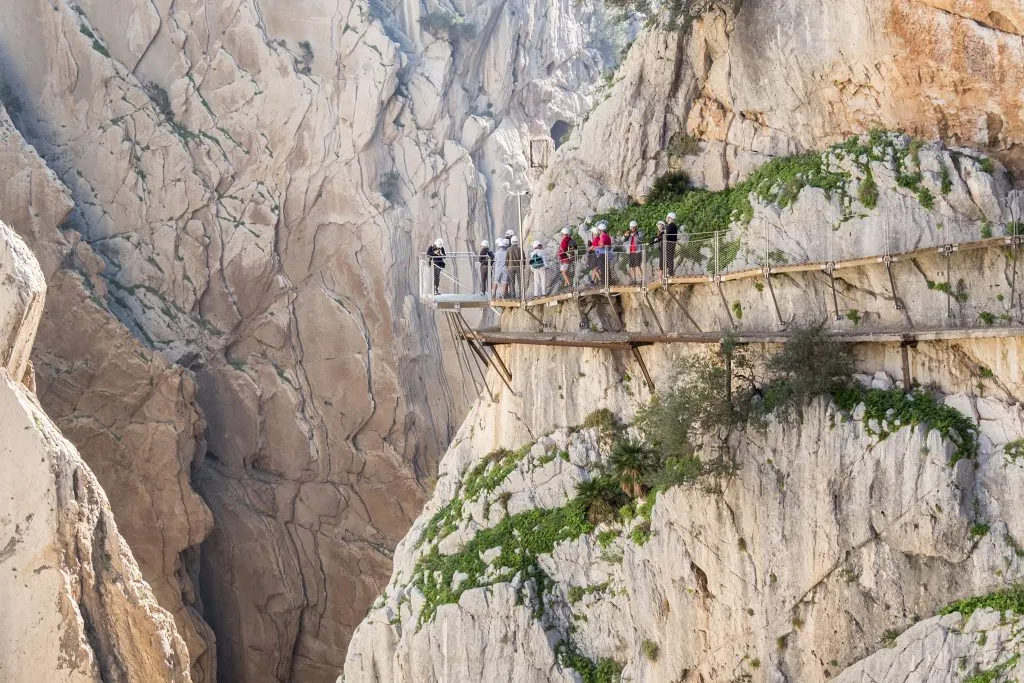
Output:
[530, 252, 543, 268]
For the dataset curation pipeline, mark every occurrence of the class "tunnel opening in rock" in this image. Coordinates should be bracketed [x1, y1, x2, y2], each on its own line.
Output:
[550, 120, 572, 150]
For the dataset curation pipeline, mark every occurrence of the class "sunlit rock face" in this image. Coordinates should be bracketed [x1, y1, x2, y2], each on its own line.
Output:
[0, 0, 609, 677]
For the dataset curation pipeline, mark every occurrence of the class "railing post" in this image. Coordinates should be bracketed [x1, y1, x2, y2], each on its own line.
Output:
[714, 231, 720, 276]
[604, 250, 610, 291]
[661, 231, 667, 282]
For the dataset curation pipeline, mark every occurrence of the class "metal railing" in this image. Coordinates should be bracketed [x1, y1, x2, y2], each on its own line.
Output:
[419, 222, 1023, 306]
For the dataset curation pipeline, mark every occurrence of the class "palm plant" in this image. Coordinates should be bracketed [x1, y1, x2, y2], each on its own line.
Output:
[608, 439, 657, 498]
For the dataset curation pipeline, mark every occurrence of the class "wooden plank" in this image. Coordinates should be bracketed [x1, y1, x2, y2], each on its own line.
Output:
[469, 325, 1024, 348]
[433, 237, 1020, 310]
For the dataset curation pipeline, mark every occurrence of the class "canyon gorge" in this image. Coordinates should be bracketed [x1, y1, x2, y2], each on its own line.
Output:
[3, 0, 1024, 681]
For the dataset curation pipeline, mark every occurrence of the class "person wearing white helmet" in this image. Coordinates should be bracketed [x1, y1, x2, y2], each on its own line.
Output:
[426, 238, 446, 295]
[495, 238, 510, 298]
[625, 220, 642, 284]
[478, 239, 495, 296]
[557, 227, 574, 289]
[507, 235, 524, 298]
[528, 240, 549, 297]
[664, 212, 679, 277]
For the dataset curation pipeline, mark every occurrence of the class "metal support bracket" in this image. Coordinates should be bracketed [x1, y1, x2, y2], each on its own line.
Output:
[762, 270, 785, 327]
[630, 344, 656, 393]
[882, 255, 903, 310]
[642, 291, 665, 334]
[823, 262, 841, 321]
[900, 336, 918, 393]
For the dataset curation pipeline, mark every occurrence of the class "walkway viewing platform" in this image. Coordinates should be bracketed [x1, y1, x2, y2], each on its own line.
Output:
[423, 222, 1024, 394]
[420, 223, 1024, 320]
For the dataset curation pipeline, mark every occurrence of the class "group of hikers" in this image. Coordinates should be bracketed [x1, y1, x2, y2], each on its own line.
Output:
[425, 211, 684, 299]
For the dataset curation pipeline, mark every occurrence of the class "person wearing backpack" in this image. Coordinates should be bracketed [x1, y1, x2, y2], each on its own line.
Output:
[426, 238, 446, 294]
[478, 239, 494, 295]
[595, 222, 612, 286]
[557, 227, 574, 289]
[529, 240, 549, 297]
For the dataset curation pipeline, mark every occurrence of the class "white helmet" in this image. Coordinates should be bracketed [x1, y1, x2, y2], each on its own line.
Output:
[533, 240, 542, 248]
[505, 229, 514, 237]
[590, 227, 599, 234]
[499, 238, 509, 247]
[510, 236, 519, 244]
[667, 212, 677, 221]
[434, 238, 443, 247]
[657, 220, 666, 228]
[629, 220, 638, 228]
[561, 227, 570, 235]
[599, 223, 608, 231]
[481, 239, 489, 247]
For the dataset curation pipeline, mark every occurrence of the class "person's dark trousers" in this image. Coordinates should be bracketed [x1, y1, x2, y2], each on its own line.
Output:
[433, 265, 442, 293]
[666, 243, 676, 276]
[480, 266, 489, 294]
[510, 267, 520, 298]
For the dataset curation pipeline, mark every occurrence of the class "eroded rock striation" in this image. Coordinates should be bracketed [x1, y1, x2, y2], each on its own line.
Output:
[344, 349, 1024, 682]
[0, 103, 216, 681]
[0, 221, 192, 683]
[0, 0, 610, 676]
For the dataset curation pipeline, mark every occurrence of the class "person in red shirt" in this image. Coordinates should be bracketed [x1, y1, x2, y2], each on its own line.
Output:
[557, 227, 573, 289]
[625, 221, 641, 284]
[595, 223, 612, 286]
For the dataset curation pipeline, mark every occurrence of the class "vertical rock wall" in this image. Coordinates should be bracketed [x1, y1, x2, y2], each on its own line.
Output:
[0, 104, 217, 681]
[0, 0, 609, 677]
[0, 221, 192, 683]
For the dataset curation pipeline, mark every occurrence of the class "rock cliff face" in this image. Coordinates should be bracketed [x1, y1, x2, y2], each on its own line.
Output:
[345, 1, 1024, 678]
[344, 340, 1024, 682]
[0, 103, 217, 680]
[530, 0, 1024, 229]
[0, 221, 193, 683]
[0, 0, 608, 677]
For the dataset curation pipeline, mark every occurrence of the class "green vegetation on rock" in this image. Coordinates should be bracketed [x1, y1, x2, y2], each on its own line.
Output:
[940, 584, 1024, 619]
[591, 131, 939, 239]
[555, 639, 623, 683]
[413, 499, 592, 624]
[831, 385, 979, 464]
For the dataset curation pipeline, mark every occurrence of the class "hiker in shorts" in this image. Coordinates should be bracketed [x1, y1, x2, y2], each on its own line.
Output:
[529, 240, 548, 297]
[507, 236, 524, 298]
[557, 227, 574, 290]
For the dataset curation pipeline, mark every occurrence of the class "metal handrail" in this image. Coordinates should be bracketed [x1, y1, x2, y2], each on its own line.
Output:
[419, 220, 1022, 306]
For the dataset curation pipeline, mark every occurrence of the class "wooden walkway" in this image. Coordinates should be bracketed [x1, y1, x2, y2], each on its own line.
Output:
[487, 235, 1017, 309]
[466, 325, 1024, 349]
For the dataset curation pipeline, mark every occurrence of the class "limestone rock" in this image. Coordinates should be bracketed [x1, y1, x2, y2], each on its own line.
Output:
[345, 385, 1024, 681]
[529, 0, 1024, 232]
[0, 105, 216, 681]
[0, 0, 608, 675]
[0, 221, 191, 683]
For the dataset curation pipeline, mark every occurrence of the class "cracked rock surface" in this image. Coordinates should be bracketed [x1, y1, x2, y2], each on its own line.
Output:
[0, 221, 192, 683]
[346, 373, 1024, 682]
[0, 0, 608, 677]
